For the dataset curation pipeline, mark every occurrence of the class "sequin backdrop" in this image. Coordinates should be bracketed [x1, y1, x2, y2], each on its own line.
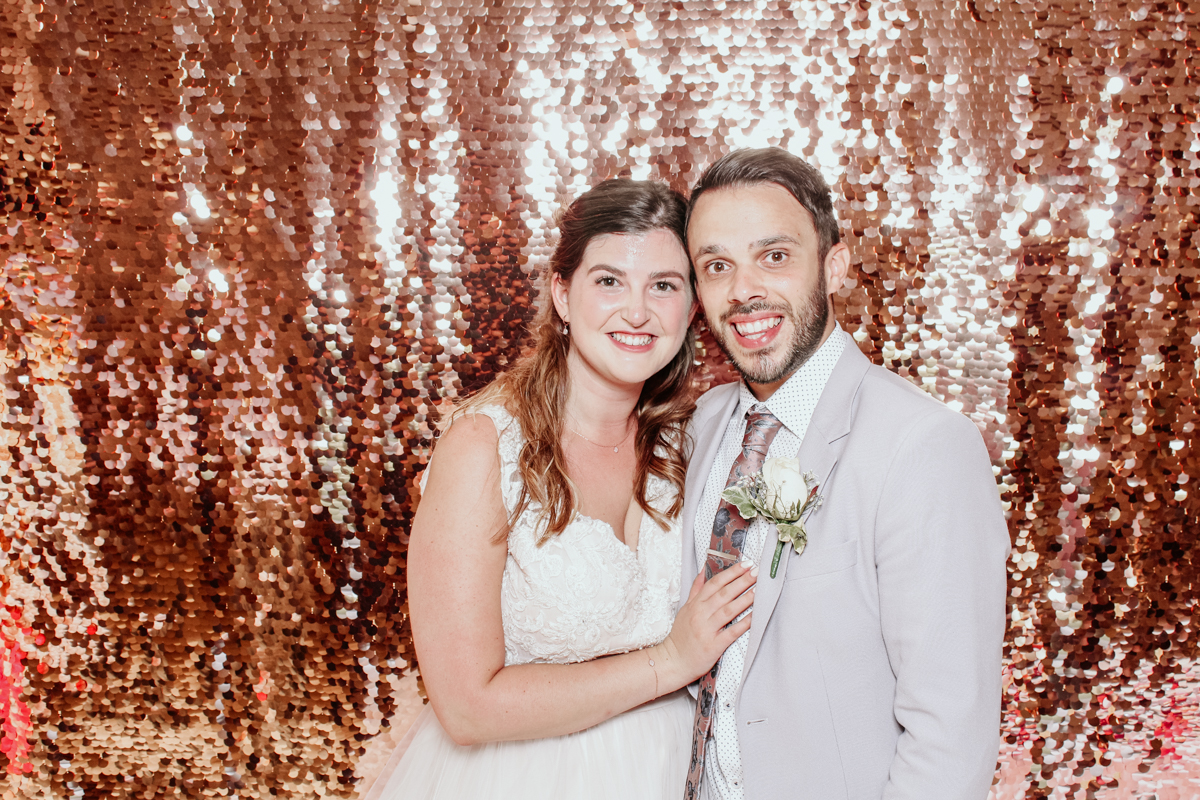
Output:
[1, 0, 1197, 797]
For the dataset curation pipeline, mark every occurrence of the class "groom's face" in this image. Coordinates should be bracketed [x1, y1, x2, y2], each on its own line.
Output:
[688, 182, 848, 399]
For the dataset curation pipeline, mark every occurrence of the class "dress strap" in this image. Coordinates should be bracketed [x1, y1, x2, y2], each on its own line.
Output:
[416, 404, 523, 515]
[468, 405, 525, 515]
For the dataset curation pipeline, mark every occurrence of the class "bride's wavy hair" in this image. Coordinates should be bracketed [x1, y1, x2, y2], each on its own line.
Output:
[457, 178, 696, 544]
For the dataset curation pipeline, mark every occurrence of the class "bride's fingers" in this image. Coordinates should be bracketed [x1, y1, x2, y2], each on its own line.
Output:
[706, 587, 755, 632]
[716, 613, 753, 647]
[696, 562, 755, 601]
[724, 585, 757, 619]
[701, 566, 757, 609]
[686, 571, 705, 603]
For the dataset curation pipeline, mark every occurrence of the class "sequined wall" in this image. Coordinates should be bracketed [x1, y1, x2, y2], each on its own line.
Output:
[1, 0, 1196, 798]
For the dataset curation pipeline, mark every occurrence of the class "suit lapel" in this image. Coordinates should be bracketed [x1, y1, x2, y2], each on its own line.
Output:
[739, 344, 873, 688]
[680, 383, 741, 599]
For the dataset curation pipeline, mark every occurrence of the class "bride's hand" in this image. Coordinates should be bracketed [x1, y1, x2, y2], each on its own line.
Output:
[656, 563, 757, 686]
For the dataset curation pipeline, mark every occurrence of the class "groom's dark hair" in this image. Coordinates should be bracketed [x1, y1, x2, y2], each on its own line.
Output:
[688, 147, 841, 267]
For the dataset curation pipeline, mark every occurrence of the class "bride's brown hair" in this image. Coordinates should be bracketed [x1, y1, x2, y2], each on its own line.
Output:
[456, 179, 696, 543]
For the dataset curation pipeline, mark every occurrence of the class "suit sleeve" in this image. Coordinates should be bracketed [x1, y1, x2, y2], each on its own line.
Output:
[876, 408, 1010, 800]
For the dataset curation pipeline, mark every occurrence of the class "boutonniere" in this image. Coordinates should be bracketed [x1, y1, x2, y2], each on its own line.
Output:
[721, 457, 823, 578]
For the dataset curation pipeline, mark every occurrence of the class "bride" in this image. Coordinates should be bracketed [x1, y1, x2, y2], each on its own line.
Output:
[363, 179, 758, 799]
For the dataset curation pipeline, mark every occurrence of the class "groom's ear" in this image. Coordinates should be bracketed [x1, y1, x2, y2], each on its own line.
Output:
[824, 242, 851, 297]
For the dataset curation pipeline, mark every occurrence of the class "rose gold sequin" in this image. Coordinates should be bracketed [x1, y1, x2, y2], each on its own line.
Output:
[1, 1, 1197, 797]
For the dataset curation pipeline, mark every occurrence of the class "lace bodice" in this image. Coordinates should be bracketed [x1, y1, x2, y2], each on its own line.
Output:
[470, 405, 682, 666]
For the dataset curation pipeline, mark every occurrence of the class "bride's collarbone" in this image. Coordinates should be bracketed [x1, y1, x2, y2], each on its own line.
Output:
[573, 494, 643, 555]
[560, 435, 645, 546]
[565, 461, 642, 553]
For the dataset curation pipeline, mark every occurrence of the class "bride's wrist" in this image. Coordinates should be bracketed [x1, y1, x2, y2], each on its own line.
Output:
[648, 639, 687, 694]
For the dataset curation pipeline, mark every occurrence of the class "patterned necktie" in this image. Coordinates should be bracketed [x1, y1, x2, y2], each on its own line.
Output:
[685, 406, 784, 800]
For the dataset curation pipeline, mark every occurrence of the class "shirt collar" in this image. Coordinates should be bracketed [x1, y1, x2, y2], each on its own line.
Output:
[736, 324, 848, 434]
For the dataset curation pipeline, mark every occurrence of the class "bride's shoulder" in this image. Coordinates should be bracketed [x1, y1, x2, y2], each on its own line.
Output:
[427, 412, 500, 472]
[443, 402, 520, 441]
[430, 402, 524, 468]
[419, 408, 507, 501]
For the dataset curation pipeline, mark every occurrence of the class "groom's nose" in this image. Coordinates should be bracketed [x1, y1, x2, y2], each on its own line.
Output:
[728, 263, 767, 306]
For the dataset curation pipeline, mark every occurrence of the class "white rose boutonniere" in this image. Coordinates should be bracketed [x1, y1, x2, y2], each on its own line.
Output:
[721, 456, 823, 578]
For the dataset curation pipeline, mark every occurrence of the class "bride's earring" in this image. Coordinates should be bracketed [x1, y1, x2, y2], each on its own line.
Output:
[562, 321, 570, 336]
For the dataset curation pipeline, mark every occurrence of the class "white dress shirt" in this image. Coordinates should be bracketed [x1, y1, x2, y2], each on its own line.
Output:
[693, 326, 847, 800]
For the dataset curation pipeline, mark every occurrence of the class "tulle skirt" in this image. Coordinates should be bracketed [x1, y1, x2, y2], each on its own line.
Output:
[361, 689, 693, 800]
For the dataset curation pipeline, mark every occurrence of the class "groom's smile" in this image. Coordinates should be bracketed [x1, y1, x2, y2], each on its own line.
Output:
[727, 311, 784, 345]
[688, 182, 848, 399]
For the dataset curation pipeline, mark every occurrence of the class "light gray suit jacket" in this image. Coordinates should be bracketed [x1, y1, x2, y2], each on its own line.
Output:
[682, 342, 1009, 800]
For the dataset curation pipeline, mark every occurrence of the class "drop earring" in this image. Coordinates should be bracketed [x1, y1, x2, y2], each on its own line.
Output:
[562, 321, 570, 336]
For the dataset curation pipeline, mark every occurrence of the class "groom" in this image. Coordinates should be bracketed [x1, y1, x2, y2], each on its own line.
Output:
[680, 148, 1009, 800]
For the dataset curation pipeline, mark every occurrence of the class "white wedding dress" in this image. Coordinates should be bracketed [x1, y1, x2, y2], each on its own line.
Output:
[362, 405, 692, 800]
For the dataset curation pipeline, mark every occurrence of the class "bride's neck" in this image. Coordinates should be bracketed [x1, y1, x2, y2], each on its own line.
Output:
[563, 363, 641, 438]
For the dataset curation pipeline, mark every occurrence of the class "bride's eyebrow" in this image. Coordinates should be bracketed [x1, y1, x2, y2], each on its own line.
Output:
[649, 270, 687, 282]
[586, 264, 624, 276]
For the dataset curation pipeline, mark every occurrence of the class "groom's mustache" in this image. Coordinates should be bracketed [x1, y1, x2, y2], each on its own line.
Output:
[718, 301, 792, 324]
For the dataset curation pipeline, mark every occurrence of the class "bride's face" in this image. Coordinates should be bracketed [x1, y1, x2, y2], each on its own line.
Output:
[551, 228, 696, 391]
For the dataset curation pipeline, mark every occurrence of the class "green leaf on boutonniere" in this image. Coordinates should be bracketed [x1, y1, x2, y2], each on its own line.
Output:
[720, 487, 761, 521]
[769, 523, 809, 578]
[776, 523, 807, 555]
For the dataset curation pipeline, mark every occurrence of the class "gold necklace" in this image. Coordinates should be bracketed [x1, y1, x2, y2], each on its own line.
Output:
[566, 420, 635, 453]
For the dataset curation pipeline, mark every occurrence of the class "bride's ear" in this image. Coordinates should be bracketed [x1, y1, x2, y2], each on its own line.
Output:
[550, 273, 571, 326]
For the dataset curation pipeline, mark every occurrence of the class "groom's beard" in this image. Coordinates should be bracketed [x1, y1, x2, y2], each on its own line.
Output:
[711, 268, 829, 387]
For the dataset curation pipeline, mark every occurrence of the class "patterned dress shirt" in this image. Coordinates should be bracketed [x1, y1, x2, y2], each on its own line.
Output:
[693, 326, 848, 800]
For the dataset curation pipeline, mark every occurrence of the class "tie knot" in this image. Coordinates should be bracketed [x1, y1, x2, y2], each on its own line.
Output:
[740, 405, 783, 457]
[746, 405, 781, 429]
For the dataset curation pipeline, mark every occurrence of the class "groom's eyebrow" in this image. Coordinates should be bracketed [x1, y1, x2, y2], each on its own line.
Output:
[753, 234, 801, 249]
[692, 235, 800, 258]
[693, 243, 727, 258]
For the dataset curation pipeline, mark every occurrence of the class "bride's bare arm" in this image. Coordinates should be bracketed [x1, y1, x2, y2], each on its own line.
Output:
[408, 413, 756, 746]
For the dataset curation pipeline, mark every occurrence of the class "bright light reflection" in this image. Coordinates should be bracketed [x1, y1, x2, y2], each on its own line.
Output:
[187, 186, 211, 219]
[371, 172, 403, 253]
[1022, 185, 1045, 212]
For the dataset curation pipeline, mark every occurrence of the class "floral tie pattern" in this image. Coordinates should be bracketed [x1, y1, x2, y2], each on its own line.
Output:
[685, 406, 784, 800]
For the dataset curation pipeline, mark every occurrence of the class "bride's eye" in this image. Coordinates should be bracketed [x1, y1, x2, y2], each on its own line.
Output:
[596, 275, 618, 287]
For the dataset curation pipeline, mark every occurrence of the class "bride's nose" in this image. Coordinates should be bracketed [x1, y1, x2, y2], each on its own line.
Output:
[621, 291, 649, 326]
